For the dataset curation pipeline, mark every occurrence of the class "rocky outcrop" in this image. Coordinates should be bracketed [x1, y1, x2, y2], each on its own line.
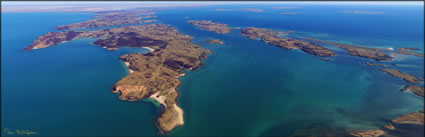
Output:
[188, 20, 231, 34]
[241, 27, 335, 57]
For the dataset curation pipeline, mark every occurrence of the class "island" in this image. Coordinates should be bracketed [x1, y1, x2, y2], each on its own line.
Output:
[380, 69, 421, 83]
[343, 11, 384, 14]
[54, 9, 157, 30]
[320, 57, 331, 61]
[306, 38, 393, 61]
[214, 8, 264, 13]
[188, 20, 231, 34]
[392, 110, 424, 125]
[350, 129, 385, 137]
[396, 48, 425, 57]
[205, 39, 224, 45]
[401, 85, 424, 97]
[241, 27, 336, 57]
[365, 62, 388, 67]
[25, 24, 211, 134]
[281, 12, 297, 15]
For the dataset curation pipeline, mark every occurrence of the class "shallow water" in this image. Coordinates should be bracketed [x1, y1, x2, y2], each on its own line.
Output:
[2, 4, 424, 136]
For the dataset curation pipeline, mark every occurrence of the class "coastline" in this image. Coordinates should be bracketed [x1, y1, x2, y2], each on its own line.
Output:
[143, 47, 155, 52]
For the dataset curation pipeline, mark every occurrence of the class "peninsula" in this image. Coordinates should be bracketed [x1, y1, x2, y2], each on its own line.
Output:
[54, 9, 157, 30]
[241, 27, 335, 57]
[188, 20, 231, 34]
[25, 24, 211, 134]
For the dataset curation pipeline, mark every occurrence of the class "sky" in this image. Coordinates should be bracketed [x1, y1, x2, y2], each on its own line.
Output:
[2, 1, 424, 6]
[2, 1, 423, 13]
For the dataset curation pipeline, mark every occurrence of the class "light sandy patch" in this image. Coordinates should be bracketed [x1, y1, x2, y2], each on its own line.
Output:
[173, 104, 184, 125]
[149, 92, 167, 107]
[143, 47, 155, 52]
[124, 61, 134, 73]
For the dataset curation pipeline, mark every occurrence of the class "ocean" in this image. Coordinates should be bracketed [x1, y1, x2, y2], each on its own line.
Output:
[2, 4, 424, 136]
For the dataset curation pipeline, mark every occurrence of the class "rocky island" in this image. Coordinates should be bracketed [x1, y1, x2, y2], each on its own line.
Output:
[350, 129, 385, 137]
[205, 39, 224, 45]
[396, 47, 425, 57]
[54, 9, 157, 30]
[392, 110, 424, 125]
[306, 38, 393, 61]
[380, 69, 421, 83]
[365, 62, 388, 67]
[25, 24, 211, 134]
[188, 20, 231, 34]
[241, 27, 335, 57]
[401, 85, 424, 97]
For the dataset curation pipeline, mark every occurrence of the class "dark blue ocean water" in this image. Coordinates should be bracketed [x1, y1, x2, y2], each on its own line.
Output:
[2, 4, 424, 136]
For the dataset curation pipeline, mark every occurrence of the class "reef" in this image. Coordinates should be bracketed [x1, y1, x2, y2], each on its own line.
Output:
[306, 38, 393, 61]
[241, 27, 335, 57]
[54, 9, 157, 30]
[205, 39, 224, 45]
[25, 24, 211, 134]
[380, 69, 421, 83]
[401, 85, 424, 97]
[188, 20, 231, 34]
[396, 48, 424, 57]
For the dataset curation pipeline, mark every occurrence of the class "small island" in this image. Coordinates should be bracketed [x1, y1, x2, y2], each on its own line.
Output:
[25, 24, 211, 134]
[396, 47, 425, 57]
[188, 20, 231, 34]
[241, 27, 336, 57]
[205, 39, 224, 45]
[350, 129, 385, 137]
[281, 12, 297, 15]
[380, 69, 421, 83]
[401, 85, 424, 97]
[306, 38, 393, 61]
[365, 62, 388, 67]
[392, 110, 424, 125]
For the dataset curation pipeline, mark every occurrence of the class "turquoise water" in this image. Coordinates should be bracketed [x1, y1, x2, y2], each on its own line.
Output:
[2, 4, 424, 136]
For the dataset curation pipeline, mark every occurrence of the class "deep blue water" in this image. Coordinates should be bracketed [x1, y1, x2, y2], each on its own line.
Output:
[2, 4, 424, 136]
